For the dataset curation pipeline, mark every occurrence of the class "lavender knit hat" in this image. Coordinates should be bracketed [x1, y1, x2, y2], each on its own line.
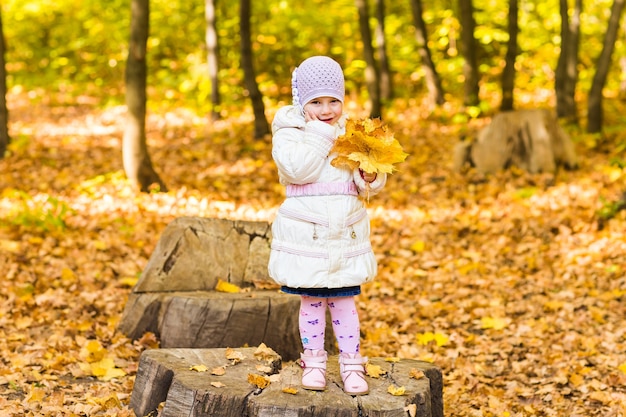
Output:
[292, 56, 345, 111]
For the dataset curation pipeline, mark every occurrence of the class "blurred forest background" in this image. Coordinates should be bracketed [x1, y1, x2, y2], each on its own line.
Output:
[3, 0, 626, 121]
[1, 0, 626, 416]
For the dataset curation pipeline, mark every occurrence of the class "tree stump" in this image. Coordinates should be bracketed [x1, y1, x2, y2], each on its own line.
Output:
[130, 347, 444, 417]
[118, 217, 336, 361]
[133, 216, 273, 293]
[453, 109, 578, 174]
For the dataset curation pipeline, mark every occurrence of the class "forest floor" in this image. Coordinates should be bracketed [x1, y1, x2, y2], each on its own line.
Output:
[1, 93, 626, 416]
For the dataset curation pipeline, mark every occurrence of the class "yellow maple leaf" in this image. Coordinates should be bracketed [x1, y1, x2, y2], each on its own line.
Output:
[215, 279, 241, 293]
[410, 240, 425, 253]
[417, 331, 451, 346]
[543, 300, 564, 311]
[417, 332, 436, 345]
[589, 306, 606, 324]
[282, 387, 298, 395]
[91, 394, 122, 410]
[190, 364, 209, 372]
[255, 364, 273, 373]
[618, 362, 626, 375]
[434, 333, 450, 347]
[253, 343, 280, 362]
[137, 332, 160, 349]
[15, 316, 32, 330]
[211, 366, 226, 376]
[93, 240, 108, 250]
[61, 267, 77, 283]
[331, 118, 408, 174]
[90, 357, 126, 381]
[81, 340, 107, 363]
[569, 372, 584, 387]
[26, 387, 46, 403]
[119, 276, 139, 287]
[409, 368, 425, 379]
[365, 363, 387, 378]
[225, 347, 245, 364]
[589, 390, 611, 404]
[481, 316, 508, 330]
[387, 384, 406, 396]
[247, 373, 270, 389]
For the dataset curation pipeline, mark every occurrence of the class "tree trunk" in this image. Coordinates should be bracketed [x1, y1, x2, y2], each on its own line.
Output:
[555, 0, 581, 122]
[374, 0, 393, 101]
[355, 0, 382, 119]
[587, 0, 625, 133]
[205, 0, 221, 121]
[620, 56, 626, 99]
[458, 0, 480, 107]
[124, 0, 167, 192]
[454, 109, 578, 174]
[500, 0, 518, 111]
[409, 0, 445, 107]
[239, 0, 269, 138]
[0, 9, 9, 158]
[555, 0, 568, 112]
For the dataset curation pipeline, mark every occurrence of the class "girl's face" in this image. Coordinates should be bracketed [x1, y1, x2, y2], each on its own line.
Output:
[303, 97, 343, 125]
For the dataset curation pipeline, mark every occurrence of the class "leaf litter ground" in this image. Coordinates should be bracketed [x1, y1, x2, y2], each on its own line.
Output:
[1, 95, 625, 416]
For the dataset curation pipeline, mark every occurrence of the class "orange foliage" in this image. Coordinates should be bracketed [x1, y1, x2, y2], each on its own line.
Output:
[0, 93, 625, 416]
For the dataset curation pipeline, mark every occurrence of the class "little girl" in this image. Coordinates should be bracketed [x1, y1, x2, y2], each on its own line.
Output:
[268, 56, 386, 395]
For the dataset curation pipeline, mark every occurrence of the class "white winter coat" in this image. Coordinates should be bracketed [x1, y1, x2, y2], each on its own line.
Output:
[268, 105, 387, 290]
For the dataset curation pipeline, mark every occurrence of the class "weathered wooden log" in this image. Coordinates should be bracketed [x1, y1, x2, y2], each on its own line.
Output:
[119, 290, 325, 361]
[130, 347, 444, 417]
[118, 217, 336, 361]
[453, 109, 578, 174]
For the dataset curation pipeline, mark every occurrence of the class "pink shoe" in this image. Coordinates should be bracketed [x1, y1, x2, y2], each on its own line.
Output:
[339, 353, 369, 395]
[300, 349, 327, 390]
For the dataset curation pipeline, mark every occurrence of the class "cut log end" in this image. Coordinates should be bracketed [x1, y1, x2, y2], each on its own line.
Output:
[130, 347, 444, 417]
[133, 217, 274, 293]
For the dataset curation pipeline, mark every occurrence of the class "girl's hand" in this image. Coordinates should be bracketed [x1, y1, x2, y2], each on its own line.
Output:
[304, 109, 317, 123]
[359, 169, 377, 183]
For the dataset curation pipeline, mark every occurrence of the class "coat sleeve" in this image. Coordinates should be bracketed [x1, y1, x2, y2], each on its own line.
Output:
[272, 120, 337, 185]
[353, 169, 387, 197]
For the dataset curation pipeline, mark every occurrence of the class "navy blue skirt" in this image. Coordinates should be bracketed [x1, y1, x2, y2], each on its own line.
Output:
[281, 285, 361, 298]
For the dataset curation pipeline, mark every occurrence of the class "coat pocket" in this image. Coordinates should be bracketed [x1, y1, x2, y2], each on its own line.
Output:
[276, 206, 329, 243]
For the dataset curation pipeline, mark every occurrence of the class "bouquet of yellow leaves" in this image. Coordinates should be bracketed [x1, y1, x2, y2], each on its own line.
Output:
[330, 118, 408, 174]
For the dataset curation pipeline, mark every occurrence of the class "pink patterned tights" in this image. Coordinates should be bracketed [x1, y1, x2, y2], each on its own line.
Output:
[298, 295, 361, 354]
